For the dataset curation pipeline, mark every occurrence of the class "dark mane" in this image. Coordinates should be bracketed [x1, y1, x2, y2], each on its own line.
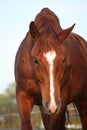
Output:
[34, 8, 62, 34]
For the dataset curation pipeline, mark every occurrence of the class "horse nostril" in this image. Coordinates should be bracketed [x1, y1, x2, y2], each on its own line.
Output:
[57, 100, 61, 112]
[46, 102, 49, 109]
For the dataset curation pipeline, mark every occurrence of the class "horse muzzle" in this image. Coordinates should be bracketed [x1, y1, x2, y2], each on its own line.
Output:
[43, 100, 61, 114]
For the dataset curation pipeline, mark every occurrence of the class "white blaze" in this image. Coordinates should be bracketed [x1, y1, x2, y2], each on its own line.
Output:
[43, 50, 57, 113]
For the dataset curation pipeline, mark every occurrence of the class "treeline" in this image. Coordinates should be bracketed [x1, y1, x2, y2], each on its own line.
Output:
[0, 83, 17, 114]
[0, 83, 20, 128]
[0, 83, 42, 129]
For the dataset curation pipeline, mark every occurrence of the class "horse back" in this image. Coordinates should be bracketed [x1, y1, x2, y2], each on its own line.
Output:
[72, 33, 87, 56]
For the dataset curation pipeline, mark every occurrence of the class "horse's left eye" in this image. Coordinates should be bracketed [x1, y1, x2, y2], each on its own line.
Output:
[33, 59, 39, 65]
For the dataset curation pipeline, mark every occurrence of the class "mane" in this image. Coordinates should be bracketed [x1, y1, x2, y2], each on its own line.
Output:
[34, 8, 62, 34]
[30, 8, 64, 57]
[31, 25, 64, 57]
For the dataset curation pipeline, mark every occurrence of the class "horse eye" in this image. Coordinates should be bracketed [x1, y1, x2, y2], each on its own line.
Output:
[62, 59, 66, 66]
[33, 59, 39, 64]
[62, 59, 65, 64]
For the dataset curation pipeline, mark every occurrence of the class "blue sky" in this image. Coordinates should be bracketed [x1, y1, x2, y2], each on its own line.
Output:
[0, 0, 87, 93]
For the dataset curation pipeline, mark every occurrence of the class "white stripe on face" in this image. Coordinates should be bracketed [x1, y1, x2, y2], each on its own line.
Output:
[43, 50, 57, 113]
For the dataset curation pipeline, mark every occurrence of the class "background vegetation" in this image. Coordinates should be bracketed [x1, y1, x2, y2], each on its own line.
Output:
[0, 83, 42, 129]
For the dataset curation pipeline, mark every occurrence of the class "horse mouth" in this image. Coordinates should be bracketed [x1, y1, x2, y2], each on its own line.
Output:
[43, 100, 61, 115]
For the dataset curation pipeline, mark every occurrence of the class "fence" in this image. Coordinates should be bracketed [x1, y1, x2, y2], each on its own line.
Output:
[0, 104, 82, 130]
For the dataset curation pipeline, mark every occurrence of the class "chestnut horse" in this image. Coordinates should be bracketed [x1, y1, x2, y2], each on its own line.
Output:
[15, 8, 87, 130]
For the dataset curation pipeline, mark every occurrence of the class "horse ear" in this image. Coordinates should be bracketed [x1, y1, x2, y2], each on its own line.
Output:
[29, 21, 40, 39]
[58, 24, 75, 41]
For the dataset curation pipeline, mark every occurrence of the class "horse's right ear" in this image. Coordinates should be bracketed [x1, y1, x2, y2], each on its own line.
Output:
[29, 21, 40, 39]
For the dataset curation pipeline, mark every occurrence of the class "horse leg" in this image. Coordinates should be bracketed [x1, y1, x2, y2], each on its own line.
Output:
[40, 106, 66, 130]
[49, 110, 66, 130]
[76, 101, 87, 130]
[16, 86, 34, 130]
[39, 106, 50, 130]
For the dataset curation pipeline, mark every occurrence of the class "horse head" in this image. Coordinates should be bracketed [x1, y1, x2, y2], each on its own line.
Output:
[30, 21, 75, 114]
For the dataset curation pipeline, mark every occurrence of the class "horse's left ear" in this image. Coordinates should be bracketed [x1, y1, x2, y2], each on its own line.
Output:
[58, 24, 75, 41]
[29, 21, 40, 39]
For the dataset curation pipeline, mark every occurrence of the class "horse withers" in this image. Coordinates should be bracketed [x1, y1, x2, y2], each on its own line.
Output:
[15, 8, 87, 130]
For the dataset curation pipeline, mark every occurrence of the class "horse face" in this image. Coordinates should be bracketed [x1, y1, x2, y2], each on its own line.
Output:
[32, 48, 67, 114]
[32, 49, 63, 114]
[30, 22, 75, 114]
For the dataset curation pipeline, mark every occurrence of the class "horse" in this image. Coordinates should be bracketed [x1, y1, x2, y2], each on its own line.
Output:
[15, 8, 87, 130]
